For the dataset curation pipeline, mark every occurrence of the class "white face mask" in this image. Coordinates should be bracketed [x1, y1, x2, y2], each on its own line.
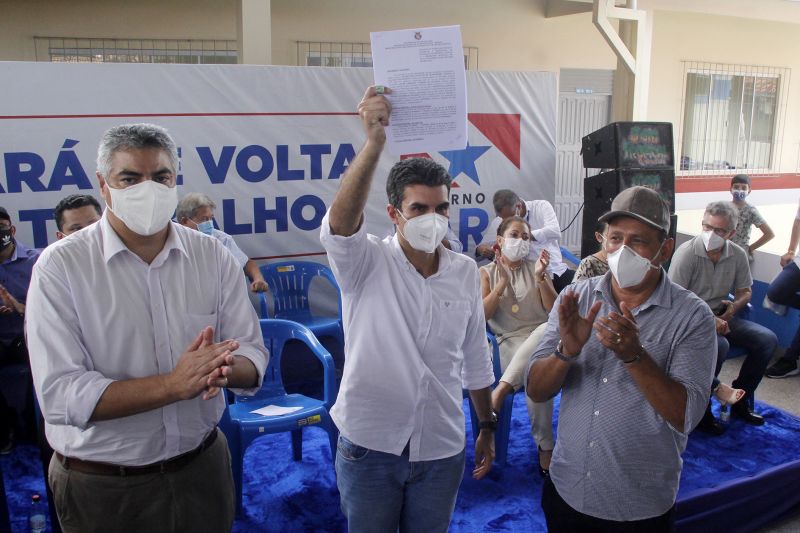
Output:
[701, 229, 725, 252]
[606, 243, 663, 289]
[397, 211, 449, 254]
[107, 180, 178, 236]
[501, 237, 530, 262]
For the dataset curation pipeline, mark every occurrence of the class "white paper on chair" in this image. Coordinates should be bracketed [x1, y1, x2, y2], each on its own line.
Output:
[250, 405, 303, 416]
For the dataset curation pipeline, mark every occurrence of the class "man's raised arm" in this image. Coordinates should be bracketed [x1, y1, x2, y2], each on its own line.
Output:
[329, 86, 392, 237]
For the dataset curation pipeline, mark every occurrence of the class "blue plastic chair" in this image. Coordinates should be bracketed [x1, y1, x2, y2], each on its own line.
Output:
[257, 261, 344, 351]
[223, 319, 339, 516]
[560, 246, 581, 268]
[466, 331, 514, 466]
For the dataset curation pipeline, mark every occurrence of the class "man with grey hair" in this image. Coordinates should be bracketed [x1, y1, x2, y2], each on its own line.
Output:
[476, 189, 574, 292]
[26, 123, 268, 532]
[176, 192, 268, 292]
[669, 201, 776, 430]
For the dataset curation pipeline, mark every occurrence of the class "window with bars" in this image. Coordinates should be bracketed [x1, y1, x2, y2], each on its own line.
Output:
[34, 37, 238, 64]
[679, 61, 790, 174]
[296, 41, 479, 70]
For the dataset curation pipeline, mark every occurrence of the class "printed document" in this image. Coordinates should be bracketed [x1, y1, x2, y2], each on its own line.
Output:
[370, 25, 468, 155]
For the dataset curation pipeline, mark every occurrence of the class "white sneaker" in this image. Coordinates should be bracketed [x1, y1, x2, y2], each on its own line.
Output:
[763, 295, 787, 316]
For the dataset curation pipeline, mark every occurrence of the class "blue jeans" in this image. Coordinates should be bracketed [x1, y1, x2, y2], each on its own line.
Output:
[767, 262, 800, 362]
[716, 317, 777, 397]
[335, 436, 466, 533]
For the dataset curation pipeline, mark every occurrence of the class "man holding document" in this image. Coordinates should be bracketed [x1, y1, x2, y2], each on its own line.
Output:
[320, 84, 495, 532]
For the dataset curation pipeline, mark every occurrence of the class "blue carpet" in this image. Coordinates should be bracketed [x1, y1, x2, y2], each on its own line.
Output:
[2, 394, 800, 532]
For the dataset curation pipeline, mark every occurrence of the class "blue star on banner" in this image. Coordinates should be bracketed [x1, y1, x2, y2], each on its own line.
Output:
[439, 143, 491, 185]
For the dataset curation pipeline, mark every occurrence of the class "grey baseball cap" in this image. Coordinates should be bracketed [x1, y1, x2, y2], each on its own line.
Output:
[598, 186, 670, 233]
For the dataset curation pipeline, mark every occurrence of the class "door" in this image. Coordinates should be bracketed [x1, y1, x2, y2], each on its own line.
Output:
[555, 69, 613, 255]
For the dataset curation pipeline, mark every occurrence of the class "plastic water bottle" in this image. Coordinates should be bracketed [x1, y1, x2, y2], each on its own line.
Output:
[719, 404, 730, 425]
[29, 494, 46, 533]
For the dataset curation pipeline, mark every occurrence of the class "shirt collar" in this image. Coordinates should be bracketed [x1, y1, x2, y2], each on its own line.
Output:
[594, 268, 672, 313]
[389, 233, 451, 278]
[100, 212, 189, 265]
[1, 241, 36, 265]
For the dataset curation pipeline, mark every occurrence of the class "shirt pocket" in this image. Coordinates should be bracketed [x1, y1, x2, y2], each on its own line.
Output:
[183, 312, 220, 348]
[436, 299, 471, 349]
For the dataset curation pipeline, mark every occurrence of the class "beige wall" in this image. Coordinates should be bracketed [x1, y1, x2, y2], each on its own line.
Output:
[0, 0, 238, 62]
[0, 0, 617, 71]
[648, 9, 800, 173]
[270, 0, 617, 71]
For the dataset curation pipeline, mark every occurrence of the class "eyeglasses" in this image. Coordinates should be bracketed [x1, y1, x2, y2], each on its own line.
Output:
[701, 222, 730, 237]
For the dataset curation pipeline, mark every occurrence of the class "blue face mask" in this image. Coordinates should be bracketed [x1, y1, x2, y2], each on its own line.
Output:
[196, 220, 214, 235]
[732, 190, 747, 202]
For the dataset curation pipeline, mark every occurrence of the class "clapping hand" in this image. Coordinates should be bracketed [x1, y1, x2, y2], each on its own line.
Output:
[558, 290, 602, 356]
[535, 249, 550, 280]
[170, 327, 239, 401]
[593, 302, 642, 361]
[493, 244, 512, 286]
[0, 285, 23, 315]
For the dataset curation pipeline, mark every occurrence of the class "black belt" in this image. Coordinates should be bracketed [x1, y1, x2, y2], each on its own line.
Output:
[55, 428, 218, 476]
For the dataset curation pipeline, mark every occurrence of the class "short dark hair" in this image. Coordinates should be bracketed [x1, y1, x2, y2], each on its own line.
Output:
[385, 158, 451, 209]
[497, 215, 530, 237]
[493, 189, 520, 215]
[731, 174, 751, 187]
[54, 194, 102, 231]
[0, 207, 10, 224]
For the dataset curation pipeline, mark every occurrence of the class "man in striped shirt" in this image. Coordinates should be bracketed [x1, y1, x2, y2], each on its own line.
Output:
[527, 187, 715, 531]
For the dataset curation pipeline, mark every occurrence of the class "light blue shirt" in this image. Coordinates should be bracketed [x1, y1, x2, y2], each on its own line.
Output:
[526, 272, 715, 521]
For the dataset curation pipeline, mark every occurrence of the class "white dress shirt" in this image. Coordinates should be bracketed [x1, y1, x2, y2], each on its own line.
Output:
[320, 211, 494, 461]
[26, 214, 268, 465]
[481, 199, 567, 276]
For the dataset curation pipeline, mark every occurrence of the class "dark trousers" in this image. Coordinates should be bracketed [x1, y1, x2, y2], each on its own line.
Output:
[48, 429, 235, 533]
[767, 262, 800, 362]
[553, 269, 576, 293]
[716, 317, 777, 397]
[0, 337, 33, 442]
[541, 476, 675, 533]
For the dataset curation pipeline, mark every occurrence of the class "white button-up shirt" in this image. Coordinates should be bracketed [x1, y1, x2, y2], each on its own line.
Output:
[481, 199, 567, 275]
[320, 211, 494, 461]
[26, 214, 268, 465]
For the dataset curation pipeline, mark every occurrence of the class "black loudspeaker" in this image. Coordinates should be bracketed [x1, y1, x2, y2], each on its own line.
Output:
[581, 169, 676, 257]
[581, 122, 674, 170]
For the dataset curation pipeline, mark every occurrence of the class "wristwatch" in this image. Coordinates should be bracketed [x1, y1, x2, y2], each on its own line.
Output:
[479, 409, 498, 432]
[554, 340, 578, 362]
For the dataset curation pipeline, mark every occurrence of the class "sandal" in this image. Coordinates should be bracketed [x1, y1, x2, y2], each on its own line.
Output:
[714, 383, 745, 406]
